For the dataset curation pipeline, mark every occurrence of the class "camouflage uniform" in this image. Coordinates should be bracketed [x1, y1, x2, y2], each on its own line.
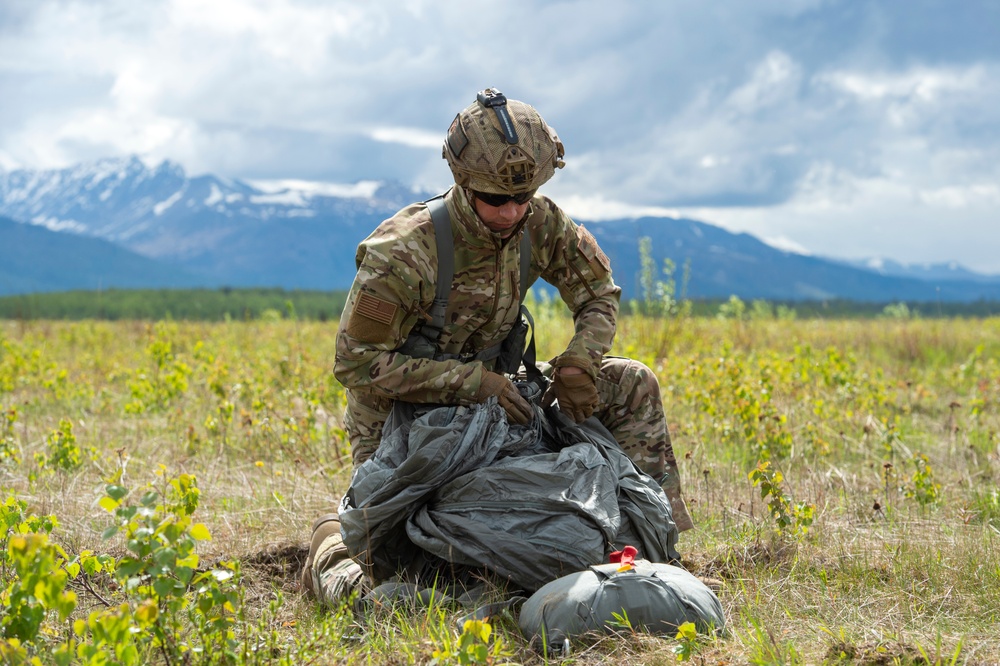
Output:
[334, 186, 692, 530]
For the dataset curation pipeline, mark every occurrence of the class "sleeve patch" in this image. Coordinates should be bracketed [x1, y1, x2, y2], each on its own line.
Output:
[355, 292, 398, 325]
[447, 114, 469, 158]
[577, 226, 611, 274]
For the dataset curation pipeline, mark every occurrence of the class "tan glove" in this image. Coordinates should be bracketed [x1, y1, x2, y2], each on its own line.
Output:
[552, 368, 599, 423]
[476, 371, 533, 425]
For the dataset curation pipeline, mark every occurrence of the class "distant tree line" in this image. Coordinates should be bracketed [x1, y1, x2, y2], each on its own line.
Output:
[1, 288, 998, 321]
[0, 288, 348, 321]
[687, 297, 1000, 319]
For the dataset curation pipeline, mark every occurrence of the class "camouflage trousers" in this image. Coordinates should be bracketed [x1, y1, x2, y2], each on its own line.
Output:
[343, 356, 692, 531]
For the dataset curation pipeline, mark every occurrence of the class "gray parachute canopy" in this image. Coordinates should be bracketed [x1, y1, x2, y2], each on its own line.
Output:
[339, 398, 680, 593]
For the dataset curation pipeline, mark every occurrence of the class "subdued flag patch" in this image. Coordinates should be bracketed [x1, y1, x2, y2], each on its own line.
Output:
[355, 292, 398, 325]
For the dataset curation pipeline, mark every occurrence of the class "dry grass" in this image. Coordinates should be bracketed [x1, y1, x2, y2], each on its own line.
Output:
[2, 314, 1000, 664]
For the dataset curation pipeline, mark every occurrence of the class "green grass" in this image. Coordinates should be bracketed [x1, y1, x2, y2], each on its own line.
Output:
[2, 313, 1000, 664]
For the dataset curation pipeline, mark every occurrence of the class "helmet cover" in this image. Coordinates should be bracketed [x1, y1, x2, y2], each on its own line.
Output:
[443, 88, 565, 195]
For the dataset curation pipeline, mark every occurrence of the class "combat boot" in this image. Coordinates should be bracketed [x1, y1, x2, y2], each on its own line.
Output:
[301, 513, 366, 607]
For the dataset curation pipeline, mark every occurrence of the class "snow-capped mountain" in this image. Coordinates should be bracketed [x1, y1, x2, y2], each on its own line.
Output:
[0, 156, 416, 261]
[0, 156, 428, 289]
[3, 156, 1000, 302]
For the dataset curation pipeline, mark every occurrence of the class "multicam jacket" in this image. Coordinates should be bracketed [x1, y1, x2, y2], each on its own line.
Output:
[333, 186, 620, 405]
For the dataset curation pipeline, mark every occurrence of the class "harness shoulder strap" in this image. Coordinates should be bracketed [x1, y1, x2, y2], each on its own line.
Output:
[423, 196, 453, 345]
[400, 194, 538, 370]
[424, 196, 533, 342]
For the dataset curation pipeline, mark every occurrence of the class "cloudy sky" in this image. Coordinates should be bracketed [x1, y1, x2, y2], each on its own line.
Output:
[2, 0, 999, 272]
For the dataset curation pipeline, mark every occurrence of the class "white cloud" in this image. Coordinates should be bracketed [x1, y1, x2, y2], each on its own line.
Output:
[699, 155, 730, 168]
[726, 50, 802, 114]
[557, 195, 680, 222]
[818, 66, 986, 103]
[2, 1, 1000, 270]
[246, 178, 382, 199]
[917, 184, 1000, 208]
[763, 236, 811, 255]
[0, 151, 20, 171]
[369, 127, 441, 149]
[5, 107, 195, 170]
[679, 166, 1000, 274]
[167, 0, 371, 74]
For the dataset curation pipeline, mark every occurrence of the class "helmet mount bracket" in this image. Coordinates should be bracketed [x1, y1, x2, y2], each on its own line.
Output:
[477, 88, 519, 145]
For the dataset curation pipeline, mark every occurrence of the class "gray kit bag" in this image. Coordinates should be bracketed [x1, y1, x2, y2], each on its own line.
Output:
[518, 559, 725, 651]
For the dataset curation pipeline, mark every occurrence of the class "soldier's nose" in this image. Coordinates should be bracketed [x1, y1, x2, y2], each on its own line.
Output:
[498, 202, 520, 220]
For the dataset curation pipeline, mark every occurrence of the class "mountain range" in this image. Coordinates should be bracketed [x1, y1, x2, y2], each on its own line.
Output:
[2, 156, 999, 302]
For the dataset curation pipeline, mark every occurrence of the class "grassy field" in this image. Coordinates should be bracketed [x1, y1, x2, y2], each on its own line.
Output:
[2, 312, 999, 664]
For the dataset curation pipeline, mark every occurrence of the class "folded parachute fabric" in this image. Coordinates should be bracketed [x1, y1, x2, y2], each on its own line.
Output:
[339, 398, 680, 593]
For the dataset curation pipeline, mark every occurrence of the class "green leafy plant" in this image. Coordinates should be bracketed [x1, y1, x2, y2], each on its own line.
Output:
[35, 418, 85, 474]
[0, 339, 31, 394]
[124, 324, 192, 414]
[717, 295, 747, 320]
[880, 302, 918, 320]
[0, 406, 19, 465]
[99, 467, 242, 663]
[608, 608, 634, 632]
[2, 494, 58, 572]
[906, 453, 942, 507]
[673, 621, 699, 661]
[0, 497, 80, 665]
[73, 602, 148, 666]
[1, 534, 78, 644]
[636, 237, 691, 319]
[430, 618, 511, 665]
[749, 461, 815, 534]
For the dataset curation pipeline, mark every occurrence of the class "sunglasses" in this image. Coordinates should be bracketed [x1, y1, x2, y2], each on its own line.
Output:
[471, 189, 536, 207]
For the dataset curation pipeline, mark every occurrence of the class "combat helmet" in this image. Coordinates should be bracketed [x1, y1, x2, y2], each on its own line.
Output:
[443, 88, 565, 195]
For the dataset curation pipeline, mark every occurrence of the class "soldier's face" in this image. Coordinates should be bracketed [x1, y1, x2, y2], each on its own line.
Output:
[472, 197, 530, 238]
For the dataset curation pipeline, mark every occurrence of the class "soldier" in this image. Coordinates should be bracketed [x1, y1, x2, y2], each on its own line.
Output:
[302, 88, 693, 607]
